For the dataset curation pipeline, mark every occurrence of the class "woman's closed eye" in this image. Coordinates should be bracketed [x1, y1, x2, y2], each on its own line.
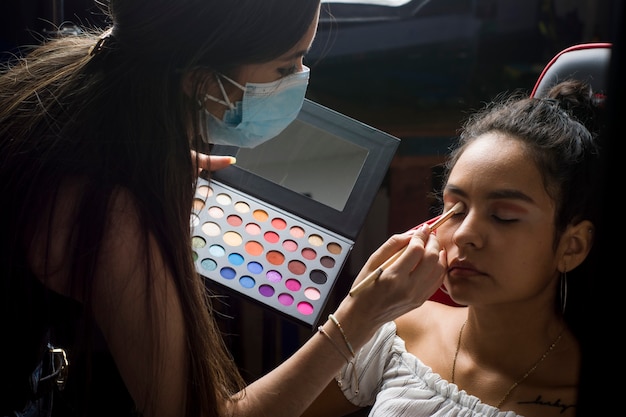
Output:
[492, 214, 519, 223]
[489, 202, 527, 223]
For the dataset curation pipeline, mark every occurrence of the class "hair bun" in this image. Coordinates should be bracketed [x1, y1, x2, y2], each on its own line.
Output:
[547, 79, 604, 134]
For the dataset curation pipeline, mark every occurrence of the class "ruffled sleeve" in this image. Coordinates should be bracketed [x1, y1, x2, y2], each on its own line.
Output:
[336, 322, 522, 417]
[337, 321, 398, 406]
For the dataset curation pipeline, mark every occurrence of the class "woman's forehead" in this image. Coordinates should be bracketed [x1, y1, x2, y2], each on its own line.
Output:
[448, 133, 548, 201]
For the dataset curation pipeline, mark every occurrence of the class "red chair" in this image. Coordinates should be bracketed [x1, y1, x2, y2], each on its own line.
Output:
[530, 42, 611, 98]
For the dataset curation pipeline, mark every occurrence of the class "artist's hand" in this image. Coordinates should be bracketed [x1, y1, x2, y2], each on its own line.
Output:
[324, 224, 445, 353]
[191, 150, 235, 173]
[347, 224, 445, 322]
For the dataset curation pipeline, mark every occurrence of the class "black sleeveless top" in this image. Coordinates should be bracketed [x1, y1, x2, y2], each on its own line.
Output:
[1, 250, 80, 416]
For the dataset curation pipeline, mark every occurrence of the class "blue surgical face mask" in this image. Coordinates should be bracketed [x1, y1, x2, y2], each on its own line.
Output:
[201, 66, 310, 148]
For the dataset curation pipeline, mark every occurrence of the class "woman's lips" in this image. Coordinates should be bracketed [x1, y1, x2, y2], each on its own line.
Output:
[448, 260, 484, 278]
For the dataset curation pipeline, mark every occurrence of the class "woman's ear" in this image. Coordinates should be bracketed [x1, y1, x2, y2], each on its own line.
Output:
[558, 220, 594, 272]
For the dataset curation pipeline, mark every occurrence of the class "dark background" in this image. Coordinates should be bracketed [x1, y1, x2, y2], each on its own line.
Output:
[1, 1, 622, 416]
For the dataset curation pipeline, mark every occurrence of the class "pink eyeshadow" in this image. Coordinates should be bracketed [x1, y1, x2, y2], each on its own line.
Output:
[285, 279, 301, 291]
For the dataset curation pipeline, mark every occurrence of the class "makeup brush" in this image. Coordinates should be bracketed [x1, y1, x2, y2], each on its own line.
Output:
[349, 201, 464, 296]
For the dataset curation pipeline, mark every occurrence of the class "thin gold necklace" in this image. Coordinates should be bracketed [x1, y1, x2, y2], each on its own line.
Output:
[450, 319, 564, 408]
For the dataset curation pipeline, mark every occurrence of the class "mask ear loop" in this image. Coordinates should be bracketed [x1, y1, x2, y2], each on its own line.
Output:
[219, 73, 246, 90]
[204, 73, 246, 110]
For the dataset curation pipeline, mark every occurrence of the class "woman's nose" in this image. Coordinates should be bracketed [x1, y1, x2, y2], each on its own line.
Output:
[453, 211, 483, 249]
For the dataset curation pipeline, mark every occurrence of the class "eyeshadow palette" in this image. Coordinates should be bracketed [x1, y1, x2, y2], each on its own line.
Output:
[192, 178, 353, 323]
[192, 99, 400, 328]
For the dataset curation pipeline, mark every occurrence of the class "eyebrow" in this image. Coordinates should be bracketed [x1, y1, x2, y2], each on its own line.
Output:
[445, 185, 536, 204]
[283, 47, 310, 61]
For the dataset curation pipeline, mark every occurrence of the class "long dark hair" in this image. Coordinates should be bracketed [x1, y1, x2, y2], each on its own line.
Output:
[0, 0, 320, 415]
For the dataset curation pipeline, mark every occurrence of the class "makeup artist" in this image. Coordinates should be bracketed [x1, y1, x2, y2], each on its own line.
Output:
[301, 79, 602, 417]
[0, 1, 448, 416]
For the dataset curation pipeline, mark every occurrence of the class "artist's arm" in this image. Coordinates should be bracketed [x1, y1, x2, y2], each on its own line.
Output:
[226, 224, 446, 417]
[299, 379, 360, 417]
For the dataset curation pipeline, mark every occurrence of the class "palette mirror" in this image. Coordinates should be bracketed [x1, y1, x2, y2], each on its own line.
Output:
[230, 119, 368, 212]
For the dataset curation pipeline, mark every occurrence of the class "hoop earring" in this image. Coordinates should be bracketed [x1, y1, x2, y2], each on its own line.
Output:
[560, 268, 568, 314]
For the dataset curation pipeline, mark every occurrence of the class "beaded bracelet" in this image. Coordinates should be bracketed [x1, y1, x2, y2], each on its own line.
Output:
[318, 326, 352, 362]
[328, 313, 355, 357]
[318, 326, 359, 394]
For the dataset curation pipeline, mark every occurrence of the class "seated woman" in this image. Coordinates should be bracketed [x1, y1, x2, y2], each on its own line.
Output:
[302, 78, 602, 417]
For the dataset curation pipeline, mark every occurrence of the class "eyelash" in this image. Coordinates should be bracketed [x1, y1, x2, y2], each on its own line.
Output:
[448, 207, 518, 224]
[492, 215, 518, 223]
[278, 65, 298, 77]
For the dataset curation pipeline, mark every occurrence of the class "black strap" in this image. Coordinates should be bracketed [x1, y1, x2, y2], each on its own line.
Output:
[4, 340, 69, 417]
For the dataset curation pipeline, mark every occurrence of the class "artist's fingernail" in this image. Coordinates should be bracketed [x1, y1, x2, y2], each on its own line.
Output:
[227, 156, 237, 165]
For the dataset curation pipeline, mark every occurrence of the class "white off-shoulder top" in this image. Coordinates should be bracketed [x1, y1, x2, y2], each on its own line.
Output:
[337, 321, 522, 417]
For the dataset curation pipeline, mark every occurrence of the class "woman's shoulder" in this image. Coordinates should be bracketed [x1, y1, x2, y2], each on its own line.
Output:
[28, 178, 147, 299]
[395, 300, 466, 331]
[394, 300, 467, 353]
